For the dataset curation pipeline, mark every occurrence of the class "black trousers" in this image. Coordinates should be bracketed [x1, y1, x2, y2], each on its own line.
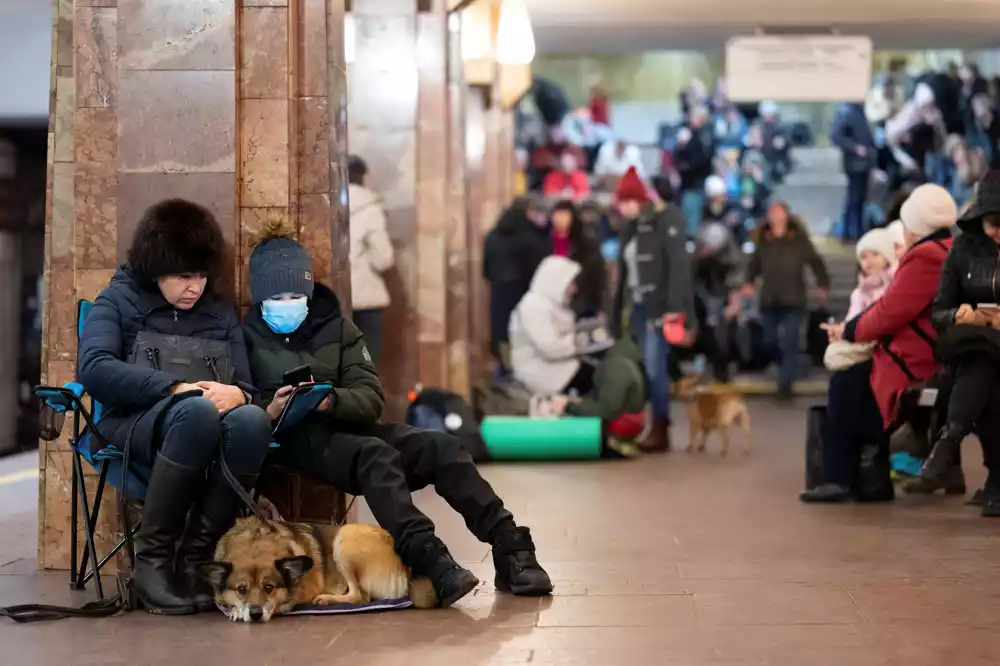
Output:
[272, 422, 514, 554]
[823, 361, 885, 487]
[563, 362, 596, 396]
[958, 356, 1000, 475]
[946, 357, 1000, 434]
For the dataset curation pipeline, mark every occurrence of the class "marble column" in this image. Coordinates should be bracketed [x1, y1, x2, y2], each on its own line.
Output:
[39, 0, 352, 570]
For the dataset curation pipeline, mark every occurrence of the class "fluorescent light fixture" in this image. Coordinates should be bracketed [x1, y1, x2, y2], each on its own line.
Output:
[344, 12, 356, 64]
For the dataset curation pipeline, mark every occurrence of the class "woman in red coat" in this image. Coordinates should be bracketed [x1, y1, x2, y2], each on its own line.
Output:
[838, 185, 956, 427]
[810, 186, 957, 504]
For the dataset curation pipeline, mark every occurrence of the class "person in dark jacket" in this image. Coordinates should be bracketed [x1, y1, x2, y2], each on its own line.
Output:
[830, 102, 877, 242]
[243, 220, 553, 606]
[483, 198, 553, 371]
[742, 202, 830, 400]
[550, 200, 606, 317]
[675, 106, 716, 237]
[77, 200, 273, 615]
[612, 167, 694, 451]
[913, 173, 1000, 514]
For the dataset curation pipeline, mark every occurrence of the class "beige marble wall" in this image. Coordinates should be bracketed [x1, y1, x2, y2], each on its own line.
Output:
[349, 0, 420, 420]
[40, 0, 353, 569]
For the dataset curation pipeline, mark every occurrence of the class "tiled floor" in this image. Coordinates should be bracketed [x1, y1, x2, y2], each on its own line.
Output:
[2, 399, 1000, 665]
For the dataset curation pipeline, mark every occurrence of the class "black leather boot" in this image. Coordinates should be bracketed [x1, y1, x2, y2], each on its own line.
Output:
[492, 526, 553, 596]
[903, 423, 964, 494]
[177, 467, 257, 611]
[132, 454, 204, 615]
[980, 476, 1000, 517]
[401, 533, 479, 607]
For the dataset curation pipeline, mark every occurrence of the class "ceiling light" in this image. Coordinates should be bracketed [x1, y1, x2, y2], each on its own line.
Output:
[496, 0, 535, 65]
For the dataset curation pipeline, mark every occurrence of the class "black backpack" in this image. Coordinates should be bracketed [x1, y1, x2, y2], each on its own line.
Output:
[406, 387, 490, 463]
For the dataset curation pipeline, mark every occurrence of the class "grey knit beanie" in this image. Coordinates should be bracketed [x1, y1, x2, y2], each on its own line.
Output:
[249, 235, 314, 304]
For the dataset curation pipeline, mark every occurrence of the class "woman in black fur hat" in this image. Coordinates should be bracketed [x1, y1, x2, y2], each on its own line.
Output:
[77, 199, 273, 615]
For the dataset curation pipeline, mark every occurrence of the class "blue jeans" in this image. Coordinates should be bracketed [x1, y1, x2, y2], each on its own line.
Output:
[629, 303, 671, 420]
[842, 171, 869, 241]
[680, 190, 705, 237]
[762, 307, 803, 396]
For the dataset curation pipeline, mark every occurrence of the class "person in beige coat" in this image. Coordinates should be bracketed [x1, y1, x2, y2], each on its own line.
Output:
[348, 155, 394, 364]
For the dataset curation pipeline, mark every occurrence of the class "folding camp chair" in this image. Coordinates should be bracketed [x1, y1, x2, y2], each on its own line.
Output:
[35, 300, 149, 600]
[35, 300, 316, 602]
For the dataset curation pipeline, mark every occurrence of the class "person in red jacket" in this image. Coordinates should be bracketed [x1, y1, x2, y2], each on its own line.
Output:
[542, 151, 590, 201]
[837, 185, 956, 422]
[803, 185, 957, 504]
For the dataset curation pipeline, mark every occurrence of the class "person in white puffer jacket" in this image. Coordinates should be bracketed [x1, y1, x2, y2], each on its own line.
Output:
[348, 155, 394, 365]
[509, 255, 592, 396]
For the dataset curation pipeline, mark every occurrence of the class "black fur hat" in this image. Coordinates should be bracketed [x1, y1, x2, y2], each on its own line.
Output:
[127, 199, 227, 283]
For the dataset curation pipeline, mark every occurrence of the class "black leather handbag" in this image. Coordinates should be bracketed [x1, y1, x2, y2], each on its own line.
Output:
[128, 331, 233, 383]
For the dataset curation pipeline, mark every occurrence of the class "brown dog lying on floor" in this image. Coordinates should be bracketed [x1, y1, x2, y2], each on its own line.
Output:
[674, 376, 752, 457]
[203, 516, 438, 622]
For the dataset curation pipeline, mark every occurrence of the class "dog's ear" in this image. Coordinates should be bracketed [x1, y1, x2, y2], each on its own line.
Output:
[275, 556, 313, 587]
[200, 561, 233, 592]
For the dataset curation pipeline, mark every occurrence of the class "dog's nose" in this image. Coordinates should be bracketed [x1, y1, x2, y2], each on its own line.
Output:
[248, 605, 264, 622]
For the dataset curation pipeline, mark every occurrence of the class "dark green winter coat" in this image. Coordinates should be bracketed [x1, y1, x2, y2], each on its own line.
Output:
[564, 339, 646, 420]
[242, 283, 384, 425]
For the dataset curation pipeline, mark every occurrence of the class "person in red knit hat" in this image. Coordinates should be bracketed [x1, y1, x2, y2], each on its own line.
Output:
[611, 167, 694, 452]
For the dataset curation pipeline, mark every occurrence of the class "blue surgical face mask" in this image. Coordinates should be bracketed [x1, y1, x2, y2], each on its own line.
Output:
[262, 297, 309, 334]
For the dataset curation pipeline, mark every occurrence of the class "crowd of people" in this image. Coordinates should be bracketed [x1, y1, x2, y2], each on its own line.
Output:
[833, 61, 1000, 241]
[802, 173, 1000, 518]
[501, 75, 826, 419]
[505, 67, 1000, 514]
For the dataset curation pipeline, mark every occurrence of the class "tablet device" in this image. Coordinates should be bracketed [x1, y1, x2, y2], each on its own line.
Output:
[272, 383, 334, 438]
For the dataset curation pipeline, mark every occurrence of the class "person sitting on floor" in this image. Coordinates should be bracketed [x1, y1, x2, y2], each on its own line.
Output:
[509, 255, 592, 397]
[241, 217, 553, 607]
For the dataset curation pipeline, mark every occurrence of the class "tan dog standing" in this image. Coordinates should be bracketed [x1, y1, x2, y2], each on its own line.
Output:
[674, 376, 752, 456]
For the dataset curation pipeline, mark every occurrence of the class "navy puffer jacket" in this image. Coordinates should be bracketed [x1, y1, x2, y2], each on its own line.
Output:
[78, 266, 256, 420]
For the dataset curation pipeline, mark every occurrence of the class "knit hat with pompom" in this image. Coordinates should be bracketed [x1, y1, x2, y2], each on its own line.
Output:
[248, 214, 314, 304]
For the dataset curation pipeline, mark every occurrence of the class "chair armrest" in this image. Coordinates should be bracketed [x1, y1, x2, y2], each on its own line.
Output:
[34, 383, 85, 413]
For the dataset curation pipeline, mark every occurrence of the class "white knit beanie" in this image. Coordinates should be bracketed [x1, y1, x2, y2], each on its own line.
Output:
[900, 184, 957, 239]
[855, 228, 895, 265]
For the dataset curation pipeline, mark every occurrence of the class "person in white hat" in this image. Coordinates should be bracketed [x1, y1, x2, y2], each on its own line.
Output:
[815, 184, 957, 503]
[846, 228, 895, 321]
[885, 219, 907, 268]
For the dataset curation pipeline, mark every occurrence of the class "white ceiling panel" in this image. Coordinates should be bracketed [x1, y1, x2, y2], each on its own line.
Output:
[525, 0, 1000, 52]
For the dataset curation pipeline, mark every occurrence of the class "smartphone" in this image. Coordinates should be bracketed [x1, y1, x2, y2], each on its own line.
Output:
[282, 364, 313, 387]
[977, 303, 1000, 310]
